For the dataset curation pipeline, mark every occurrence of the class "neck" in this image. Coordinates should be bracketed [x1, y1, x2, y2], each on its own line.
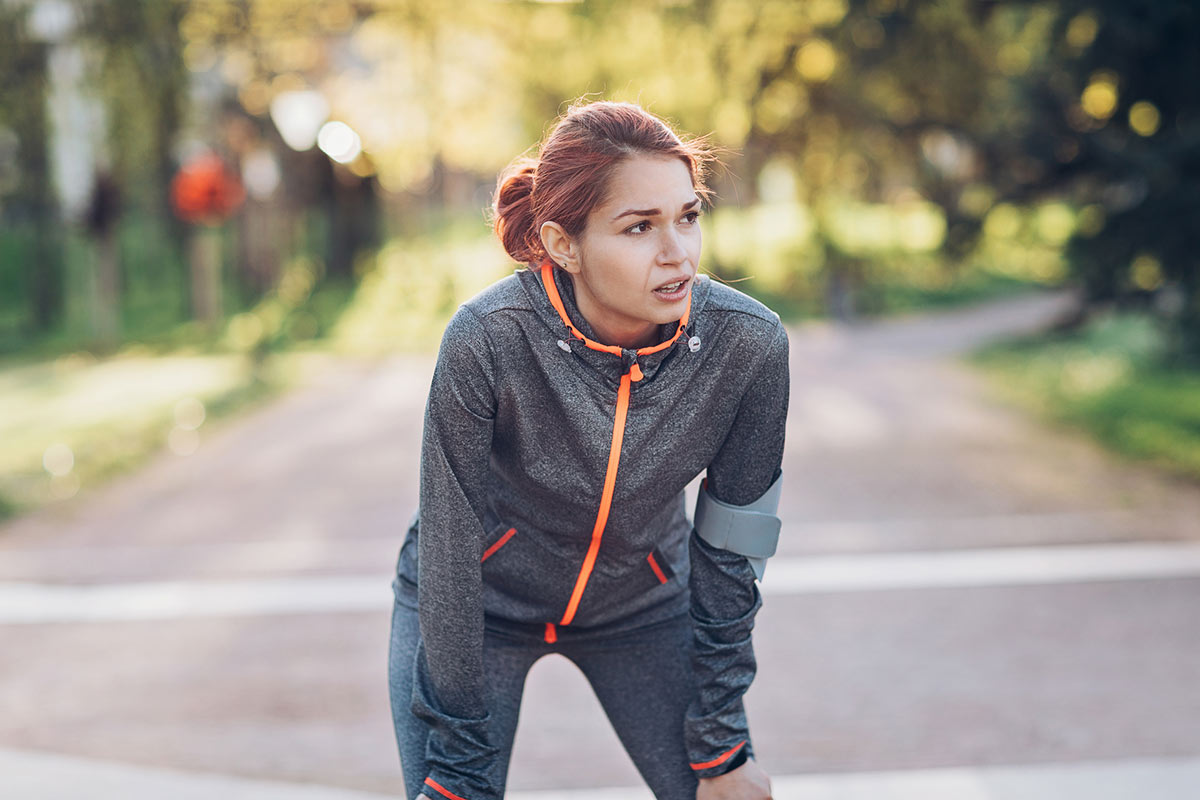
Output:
[569, 280, 657, 350]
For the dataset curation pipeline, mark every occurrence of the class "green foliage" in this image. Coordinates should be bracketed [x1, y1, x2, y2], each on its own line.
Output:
[329, 226, 512, 356]
[970, 311, 1200, 480]
[0, 226, 37, 345]
[7, 0, 1197, 361]
[999, 0, 1200, 359]
[703, 199, 1056, 320]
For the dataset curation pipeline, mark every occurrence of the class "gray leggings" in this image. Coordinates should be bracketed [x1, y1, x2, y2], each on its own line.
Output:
[388, 578, 701, 799]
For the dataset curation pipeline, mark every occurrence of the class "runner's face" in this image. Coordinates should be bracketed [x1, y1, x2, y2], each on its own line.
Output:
[567, 154, 701, 349]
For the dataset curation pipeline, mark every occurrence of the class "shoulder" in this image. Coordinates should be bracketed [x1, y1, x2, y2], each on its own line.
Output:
[459, 270, 532, 320]
[702, 277, 780, 326]
[698, 277, 788, 355]
[437, 270, 533, 374]
[440, 271, 528, 343]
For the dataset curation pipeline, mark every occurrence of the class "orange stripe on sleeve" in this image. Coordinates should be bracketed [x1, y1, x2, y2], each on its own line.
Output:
[423, 777, 471, 800]
[689, 740, 746, 771]
[480, 527, 516, 563]
[647, 552, 669, 584]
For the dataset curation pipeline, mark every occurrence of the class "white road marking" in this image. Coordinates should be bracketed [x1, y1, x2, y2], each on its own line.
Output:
[2, 541, 1200, 624]
[2, 746, 1198, 800]
[0, 576, 384, 623]
[759, 541, 1200, 595]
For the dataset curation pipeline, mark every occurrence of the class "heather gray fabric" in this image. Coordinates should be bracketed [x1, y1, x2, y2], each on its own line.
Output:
[393, 266, 789, 799]
[389, 572, 710, 800]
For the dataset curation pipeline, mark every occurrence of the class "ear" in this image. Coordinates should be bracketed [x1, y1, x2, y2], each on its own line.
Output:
[540, 221, 580, 275]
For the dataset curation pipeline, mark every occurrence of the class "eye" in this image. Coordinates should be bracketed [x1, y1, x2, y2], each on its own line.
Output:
[682, 210, 702, 224]
[626, 220, 652, 234]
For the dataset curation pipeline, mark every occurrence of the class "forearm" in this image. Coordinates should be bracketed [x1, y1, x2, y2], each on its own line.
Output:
[410, 305, 503, 799]
[686, 321, 789, 776]
[685, 529, 762, 776]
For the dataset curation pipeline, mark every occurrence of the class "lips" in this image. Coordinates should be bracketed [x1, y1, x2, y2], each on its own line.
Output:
[653, 276, 691, 298]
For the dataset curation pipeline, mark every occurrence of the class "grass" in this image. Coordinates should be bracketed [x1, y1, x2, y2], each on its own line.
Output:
[0, 226, 511, 523]
[968, 311, 1200, 481]
[0, 346, 334, 522]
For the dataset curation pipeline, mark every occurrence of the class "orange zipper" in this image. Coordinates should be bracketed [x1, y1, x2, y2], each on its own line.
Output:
[538, 261, 691, 627]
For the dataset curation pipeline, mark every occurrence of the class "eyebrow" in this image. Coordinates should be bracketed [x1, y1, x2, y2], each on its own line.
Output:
[611, 197, 701, 222]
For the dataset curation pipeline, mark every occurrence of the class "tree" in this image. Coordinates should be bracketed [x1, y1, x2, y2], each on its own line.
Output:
[1026, 1, 1200, 361]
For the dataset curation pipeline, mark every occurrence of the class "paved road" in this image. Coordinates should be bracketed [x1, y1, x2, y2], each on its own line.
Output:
[2, 287, 1199, 798]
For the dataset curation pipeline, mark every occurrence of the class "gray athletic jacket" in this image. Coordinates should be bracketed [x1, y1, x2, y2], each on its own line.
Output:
[397, 263, 789, 799]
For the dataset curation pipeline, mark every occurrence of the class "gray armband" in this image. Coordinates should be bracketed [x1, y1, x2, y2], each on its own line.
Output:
[693, 472, 783, 580]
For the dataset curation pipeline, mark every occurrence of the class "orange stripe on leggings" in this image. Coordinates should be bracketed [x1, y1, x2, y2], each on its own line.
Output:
[647, 552, 669, 584]
[480, 528, 516, 562]
[424, 777, 470, 800]
[689, 740, 746, 771]
[560, 370, 632, 626]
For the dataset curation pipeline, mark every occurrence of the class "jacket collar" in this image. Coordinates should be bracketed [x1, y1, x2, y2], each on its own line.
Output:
[516, 260, 709, 384]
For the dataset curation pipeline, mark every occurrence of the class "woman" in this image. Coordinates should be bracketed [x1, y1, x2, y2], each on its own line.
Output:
[389, 100, 787, 800]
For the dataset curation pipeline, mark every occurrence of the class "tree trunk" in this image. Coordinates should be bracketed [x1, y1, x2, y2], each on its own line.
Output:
[89, 229, 120, 348]
[189, 226, 223, 329]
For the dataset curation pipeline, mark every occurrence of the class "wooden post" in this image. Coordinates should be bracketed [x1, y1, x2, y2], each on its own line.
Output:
[189, 225, 223, 328]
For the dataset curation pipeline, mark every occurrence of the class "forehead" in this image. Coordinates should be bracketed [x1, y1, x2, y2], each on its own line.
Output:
[597, 154, 696, 211]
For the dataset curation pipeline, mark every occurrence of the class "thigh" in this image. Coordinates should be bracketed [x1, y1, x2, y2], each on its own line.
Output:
[388, 581, 545, 798]
[564, 614, 699, 800]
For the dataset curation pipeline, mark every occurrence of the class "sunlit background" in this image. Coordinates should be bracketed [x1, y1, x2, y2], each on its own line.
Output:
[2, 2, 1200, 798]
[1, 0, 1197, 515]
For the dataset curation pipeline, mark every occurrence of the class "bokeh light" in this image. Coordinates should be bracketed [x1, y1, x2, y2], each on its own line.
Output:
[269, 89, 330, 151]
[317, 121, 363, 164]
[1131, 254, 1164, 291]
[1066, 12, 1100, 50]
[1129, 101, 1162, 137]
[42, 443, 74, 477]
[1081, 72, 1119, 120]
[796, 39, 837, 83]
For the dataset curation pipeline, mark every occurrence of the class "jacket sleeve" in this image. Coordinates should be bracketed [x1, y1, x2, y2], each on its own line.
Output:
[685, 320, 789, 778]
[413, 305, 502, 800]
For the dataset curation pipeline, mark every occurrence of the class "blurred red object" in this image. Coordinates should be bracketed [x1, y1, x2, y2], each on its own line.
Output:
[171, 154, 245, 224]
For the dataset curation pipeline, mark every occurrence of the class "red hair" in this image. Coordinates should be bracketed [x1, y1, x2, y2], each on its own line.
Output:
[493, 100, 714, 266]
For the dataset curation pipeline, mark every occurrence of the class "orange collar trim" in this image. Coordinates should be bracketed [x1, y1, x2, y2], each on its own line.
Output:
[538, 260, 691, 363]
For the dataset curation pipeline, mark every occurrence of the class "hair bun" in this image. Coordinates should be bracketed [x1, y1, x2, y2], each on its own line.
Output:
[492, 100, 717, 269]
[493, 161, 543, 265]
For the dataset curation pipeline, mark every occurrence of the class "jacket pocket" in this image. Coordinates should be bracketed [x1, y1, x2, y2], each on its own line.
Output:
[481, 525, 517, 563]
[645, 547, 675, 585]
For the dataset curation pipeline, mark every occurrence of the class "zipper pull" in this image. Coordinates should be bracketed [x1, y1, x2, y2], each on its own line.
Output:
[629, 361, 644, 382]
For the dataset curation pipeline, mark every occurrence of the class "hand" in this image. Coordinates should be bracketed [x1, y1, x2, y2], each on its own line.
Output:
[696, 758, 772, 800]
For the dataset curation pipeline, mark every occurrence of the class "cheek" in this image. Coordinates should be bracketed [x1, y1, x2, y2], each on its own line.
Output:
[686, 227, 702, 261]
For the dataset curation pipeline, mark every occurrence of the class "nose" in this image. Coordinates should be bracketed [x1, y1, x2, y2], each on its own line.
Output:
[657, 226, 688, 266]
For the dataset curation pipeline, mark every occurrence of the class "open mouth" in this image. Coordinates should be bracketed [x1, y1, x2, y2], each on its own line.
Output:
[653, 277, 690, 297]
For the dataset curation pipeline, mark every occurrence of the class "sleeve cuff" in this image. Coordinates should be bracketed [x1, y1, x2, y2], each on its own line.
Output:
[423, 776, 475, 800]
[689, 739, 750, 778]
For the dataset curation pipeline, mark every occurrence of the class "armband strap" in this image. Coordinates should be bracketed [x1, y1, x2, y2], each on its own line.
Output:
[693, 472, 782, 580]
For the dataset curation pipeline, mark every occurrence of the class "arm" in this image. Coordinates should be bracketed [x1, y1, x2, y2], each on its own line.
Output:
[412, 306, 502, 800]
[686, 321, 789, 786]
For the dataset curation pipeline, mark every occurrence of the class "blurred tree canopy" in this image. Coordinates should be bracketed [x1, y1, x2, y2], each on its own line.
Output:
[1, 0, 1197, 359]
